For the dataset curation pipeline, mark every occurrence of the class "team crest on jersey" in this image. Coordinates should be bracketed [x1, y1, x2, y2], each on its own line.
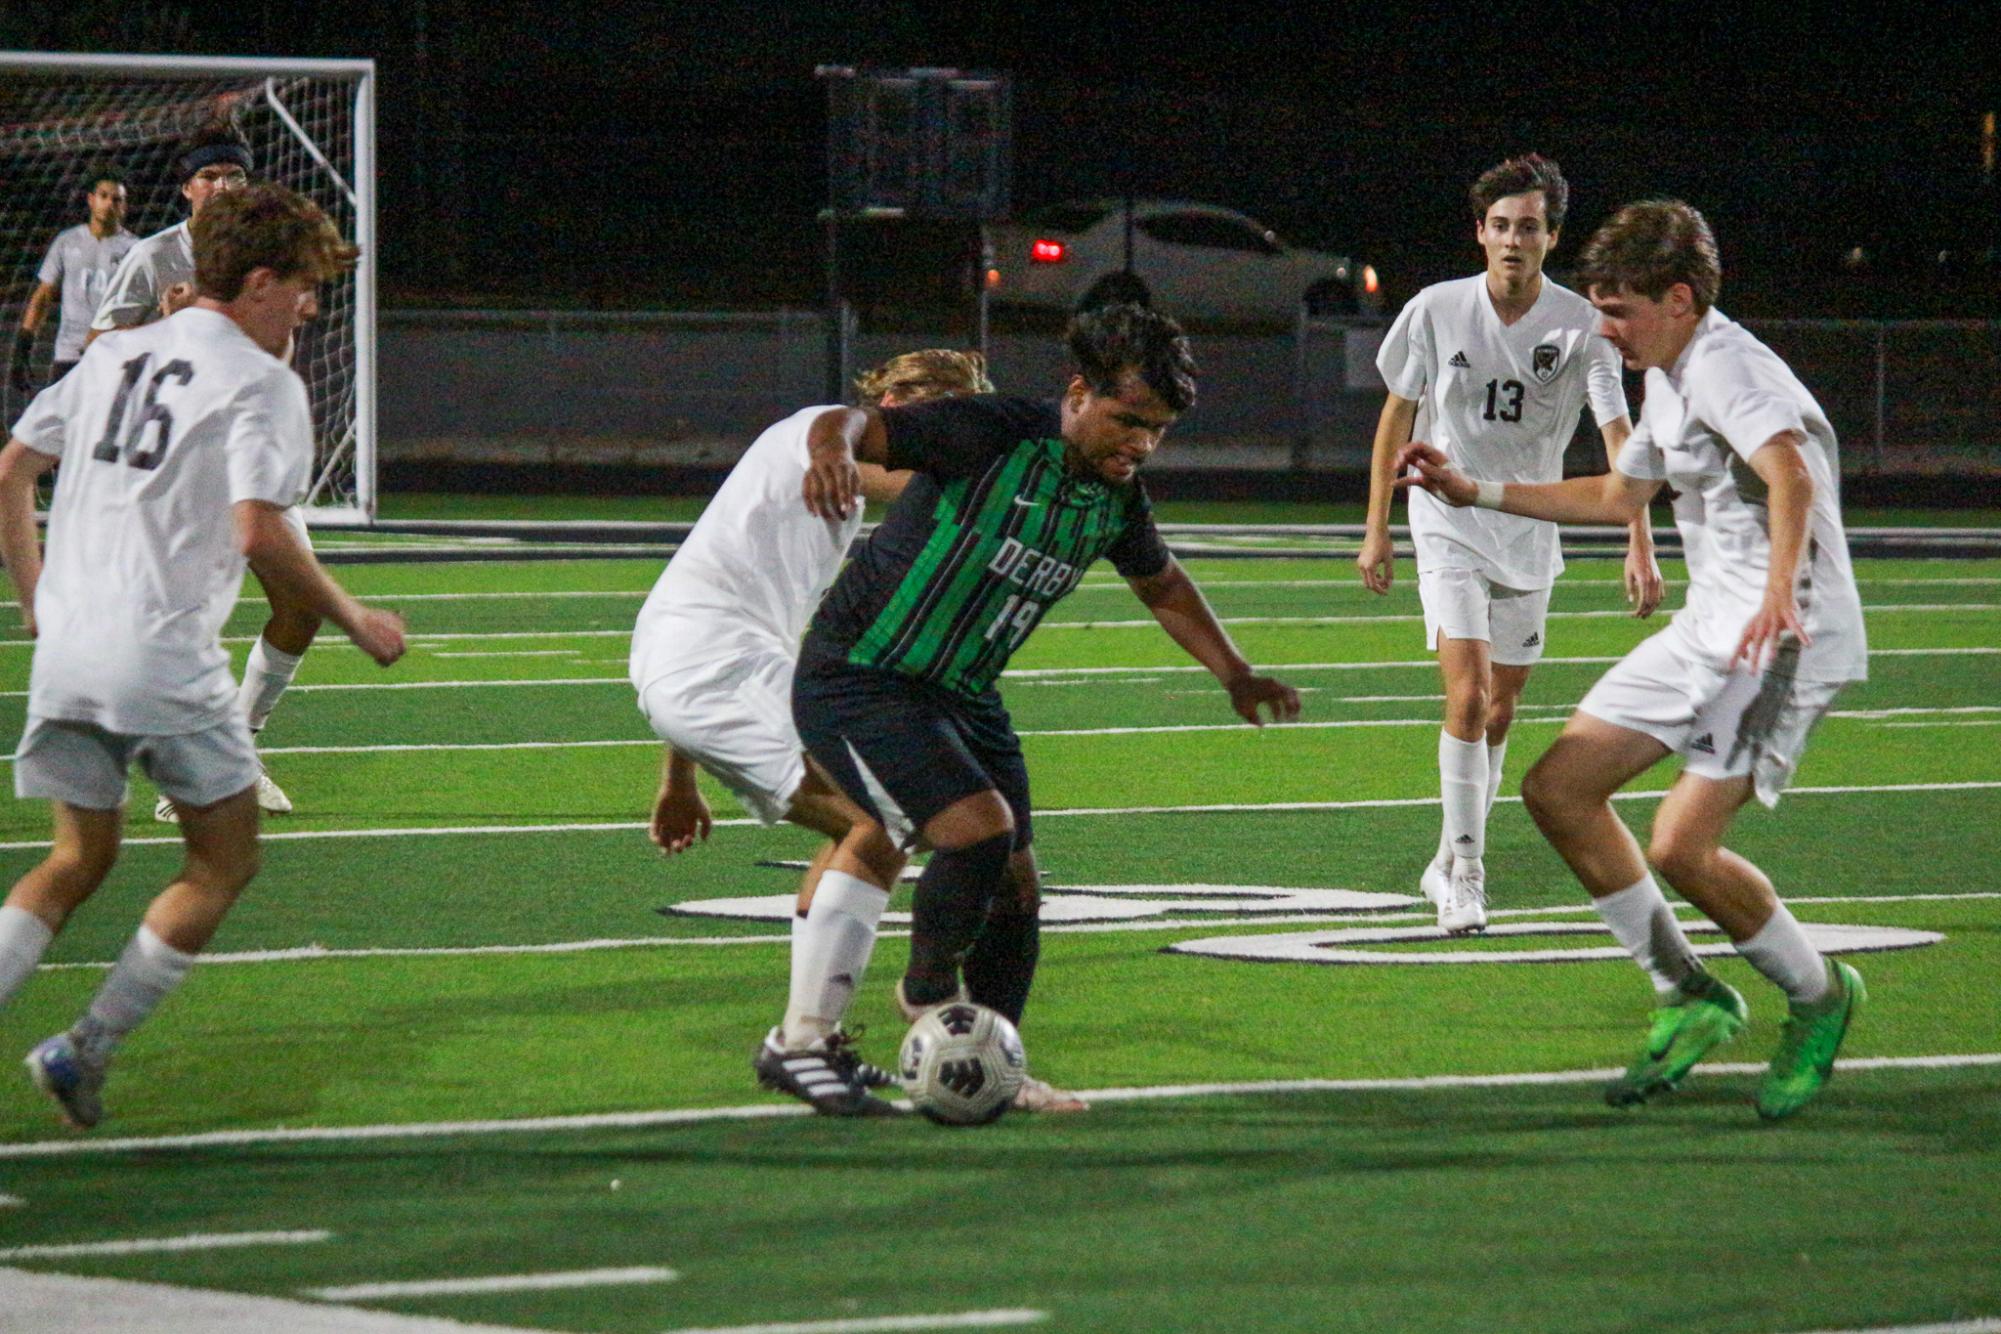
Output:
[1531, 342, 1561, 384]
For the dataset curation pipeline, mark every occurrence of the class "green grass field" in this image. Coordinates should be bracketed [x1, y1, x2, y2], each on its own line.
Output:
[1, 543, 1998, 1333]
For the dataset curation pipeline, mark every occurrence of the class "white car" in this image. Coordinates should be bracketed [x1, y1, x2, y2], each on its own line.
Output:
[986, 199, 1381, 322]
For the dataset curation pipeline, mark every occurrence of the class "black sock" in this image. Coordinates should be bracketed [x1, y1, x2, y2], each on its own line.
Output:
[904, 832, 1012, 1006]
[964, 897, 1039, 1026]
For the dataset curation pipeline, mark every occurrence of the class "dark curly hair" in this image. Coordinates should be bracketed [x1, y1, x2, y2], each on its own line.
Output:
[1065, 302, 1198, 414]
[1469, 153, 1569, 232]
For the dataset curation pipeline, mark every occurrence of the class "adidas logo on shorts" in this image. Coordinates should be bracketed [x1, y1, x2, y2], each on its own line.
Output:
[1449, 351, 1471, 368]
[1690, 732, 1717, 755]
[1521, 631, 1541, 648]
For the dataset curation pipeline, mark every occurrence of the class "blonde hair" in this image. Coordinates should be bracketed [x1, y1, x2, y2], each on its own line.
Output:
[855, 348, 993, 405]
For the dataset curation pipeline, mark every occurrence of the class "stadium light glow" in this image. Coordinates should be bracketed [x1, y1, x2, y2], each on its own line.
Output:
[1030, 239, 1066, 263]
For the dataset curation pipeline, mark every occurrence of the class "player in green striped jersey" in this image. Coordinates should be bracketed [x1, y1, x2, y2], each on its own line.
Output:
[793, 305, 1300, 1065]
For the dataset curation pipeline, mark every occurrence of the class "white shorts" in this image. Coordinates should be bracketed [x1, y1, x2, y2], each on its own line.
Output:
[635, 634, 804, 825]
[1576, 628, 1844, 809]
[1419, 568, 1551, 666]
[14, 715, 261, 812]
[284, 505, 314, 549]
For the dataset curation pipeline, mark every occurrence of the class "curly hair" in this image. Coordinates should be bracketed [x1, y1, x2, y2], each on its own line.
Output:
[194, 182, 358, 301]
[1576, 199, 1722, 313]
[854, 348, 993, 405]
[1469, 153, 1569, 232]
[1066, 302, 1197, 414]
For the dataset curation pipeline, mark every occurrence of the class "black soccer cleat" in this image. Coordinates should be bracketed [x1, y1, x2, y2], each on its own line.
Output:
[753, 1028, 899, 1117]
[823, 1027, 897, 1090]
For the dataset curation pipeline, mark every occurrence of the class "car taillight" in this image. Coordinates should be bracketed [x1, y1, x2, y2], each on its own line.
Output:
[1030, 239, 1066, 263]
[1362, 265, 1379, 295]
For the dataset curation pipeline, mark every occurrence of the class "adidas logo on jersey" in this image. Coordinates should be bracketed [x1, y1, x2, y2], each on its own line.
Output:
[1449, 351, 1471, 368]
[1522, 631, 1541, 648]
[1690, 732, 1717, 755]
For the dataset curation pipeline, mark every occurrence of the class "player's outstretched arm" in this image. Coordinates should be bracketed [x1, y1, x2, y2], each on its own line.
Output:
[1128, 558, 1301, 726]
[0, 440, 56, 636]
[802, 407, 889, 520]
[235, 501, 406, 666]
[650, 746, 713, 854]
[1599, 417, 1664, 617]
[1358, 393, 1417, 595]
[1393, 441, 1660, 527]
[1731, 432, 1816, 670]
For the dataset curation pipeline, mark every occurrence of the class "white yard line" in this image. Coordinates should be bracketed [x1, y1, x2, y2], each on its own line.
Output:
[303, 1265, 677, 1301]
[0, 1193, 22, 1207]
[2, 1054, 1994, 1160]
[0, 1268, 546, 1333]
[1783, 1321, 2001, 1334]
[429, 650, 585, 659]
[3, 779, 1999, 854]
[0, 1229, 331, 1260]
[660, 1313, 1049, 1334]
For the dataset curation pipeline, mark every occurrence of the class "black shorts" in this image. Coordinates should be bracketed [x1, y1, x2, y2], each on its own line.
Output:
[792, 642, 1031, 853]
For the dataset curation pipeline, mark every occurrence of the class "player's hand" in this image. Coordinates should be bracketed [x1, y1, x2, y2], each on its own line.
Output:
[1226, 672, 1301, 726]
[1357, 527, 1395, 595]
[1391, 442, 1479, 508]
[158, 283, 196, 319]
[1625, 544, 1665, 618]
[347, 606, 407, 666]
[1732, 589, 1810, 671]
[9, 329, 34, 394]
[650, 782, 713, 854]
[802, 443, 861, 521]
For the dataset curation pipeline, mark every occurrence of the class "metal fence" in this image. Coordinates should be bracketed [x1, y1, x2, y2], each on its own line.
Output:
[381, 310, 2001, 477]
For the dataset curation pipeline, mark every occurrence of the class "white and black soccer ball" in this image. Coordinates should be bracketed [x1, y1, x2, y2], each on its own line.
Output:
[898, 1001, 1027, 1125]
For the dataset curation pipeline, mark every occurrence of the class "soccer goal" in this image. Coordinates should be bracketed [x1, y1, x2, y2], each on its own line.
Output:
[0, 51, 377, 523]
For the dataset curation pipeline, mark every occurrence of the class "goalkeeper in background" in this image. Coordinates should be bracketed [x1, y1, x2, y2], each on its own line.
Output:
[11, 169, 135, 396]
[88, 122, 317, 823]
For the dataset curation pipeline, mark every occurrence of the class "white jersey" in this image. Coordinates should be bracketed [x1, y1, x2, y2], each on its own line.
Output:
[12, 308, 313, 733]
[1379, 275, 1629, 589]
[629, 405, 863, 690]
[37, 224, 138, 359]
[90, 220, 193, 332]
[1615, 309, 1867, 684]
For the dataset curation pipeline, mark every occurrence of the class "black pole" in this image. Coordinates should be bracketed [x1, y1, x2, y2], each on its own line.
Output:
[824, 211, 845, 404]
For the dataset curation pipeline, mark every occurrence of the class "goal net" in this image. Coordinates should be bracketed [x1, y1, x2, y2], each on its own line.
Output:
[0, 52, 376, 522]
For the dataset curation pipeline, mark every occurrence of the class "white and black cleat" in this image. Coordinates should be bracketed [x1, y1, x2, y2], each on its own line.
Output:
[753, 1028, 898, 1117]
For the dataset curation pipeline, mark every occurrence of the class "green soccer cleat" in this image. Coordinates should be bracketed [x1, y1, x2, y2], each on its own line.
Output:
[1756, 960, 1866, 1122]
[1604, 971, 1749, 1108]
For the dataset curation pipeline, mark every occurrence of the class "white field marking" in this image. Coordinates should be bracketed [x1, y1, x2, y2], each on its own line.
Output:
[1, 645, 1995, 698]
[1070, 576, 2001, 591]
[0, 1267, 547, 1333]
[0, 1229, 331, 1260]
[1839, 705, 2001, 719]
[303, 1265, 678, 1301]
[660, 1313, 1049, 1334]
[0, 1193, 21, 1207]
[33, 891, 1998, 975]
[265, 589, 648, 601]
[1785, 1320, 2001, 1334]
[6, 778, 2001, 854]
[1881, 720, 2001, 729]
[3, 1053, 1996, 1161]
[1165, 920, 1940, 966]
[428, 650, 585, 659]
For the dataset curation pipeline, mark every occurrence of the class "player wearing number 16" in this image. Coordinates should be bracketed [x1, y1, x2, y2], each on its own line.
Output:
[0, 183, 406, 1130]
[794, 303, 1301, 1047]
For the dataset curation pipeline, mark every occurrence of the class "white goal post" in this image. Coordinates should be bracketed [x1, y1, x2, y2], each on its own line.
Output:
[0, 51, 377, 523]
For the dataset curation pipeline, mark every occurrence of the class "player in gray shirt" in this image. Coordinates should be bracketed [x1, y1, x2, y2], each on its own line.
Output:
[10, 169, 135, 393]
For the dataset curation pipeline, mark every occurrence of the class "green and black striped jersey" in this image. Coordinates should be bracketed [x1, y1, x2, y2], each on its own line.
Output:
[806, 395, 1170, 698]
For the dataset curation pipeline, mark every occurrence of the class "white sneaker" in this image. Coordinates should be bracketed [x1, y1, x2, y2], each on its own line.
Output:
[254, 767, 292, 815]
[1438, 858, 1488, 935]
[1419, 846, 1451, 907]
[153, 795, 179, 824]
[1012, 1074, 1089, 1113]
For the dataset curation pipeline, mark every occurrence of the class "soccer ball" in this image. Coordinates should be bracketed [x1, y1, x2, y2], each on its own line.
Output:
[898, 1001, 1026, 1125]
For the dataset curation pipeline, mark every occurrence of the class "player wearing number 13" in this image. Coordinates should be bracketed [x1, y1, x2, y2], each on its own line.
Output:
[795, 303, 1301, 1033]
[0, 184, 406, 1130]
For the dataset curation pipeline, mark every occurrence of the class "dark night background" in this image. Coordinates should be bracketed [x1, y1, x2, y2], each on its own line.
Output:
[5, 1, 1998, 316]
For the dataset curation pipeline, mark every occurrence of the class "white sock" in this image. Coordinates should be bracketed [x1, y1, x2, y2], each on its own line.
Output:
[1438, 732, 1488, 863]
[238, 636, 304, 732]
[1736, 903, 1831, 1006]
[1592, 875, 1702, 1001]
[1485, 738, 1509, 818]
[781, 871, 888, 1049]
[0, 905, 56, 1010]
[74, 926, 197, 1061]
